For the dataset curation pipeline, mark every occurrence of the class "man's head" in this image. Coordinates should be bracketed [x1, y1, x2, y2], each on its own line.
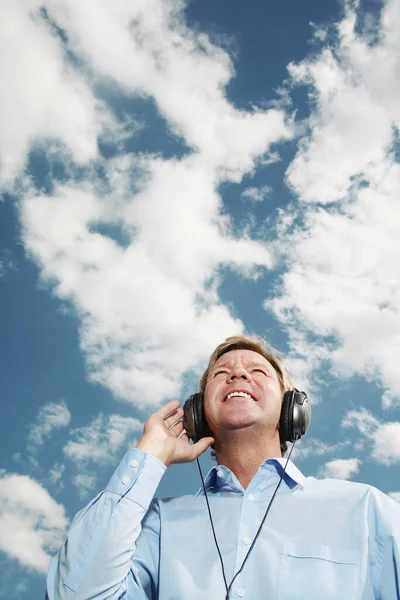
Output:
[199, 335, 293, 456]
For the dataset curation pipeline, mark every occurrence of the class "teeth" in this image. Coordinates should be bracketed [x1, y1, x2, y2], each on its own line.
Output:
[226, 391, 253, 401]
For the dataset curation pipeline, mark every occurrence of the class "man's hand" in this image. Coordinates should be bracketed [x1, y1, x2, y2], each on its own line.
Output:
[135, 399, 214, 467]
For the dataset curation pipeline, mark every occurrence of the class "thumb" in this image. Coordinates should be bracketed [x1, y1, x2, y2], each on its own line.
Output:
[190, 437, 215, 459]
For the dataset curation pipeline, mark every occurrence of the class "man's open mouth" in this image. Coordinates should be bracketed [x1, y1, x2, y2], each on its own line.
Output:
[224, 391, 256, 402]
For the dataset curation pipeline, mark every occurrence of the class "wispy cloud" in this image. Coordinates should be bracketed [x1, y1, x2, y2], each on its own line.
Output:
[241, 185, 272, 203]
[72, 473, 98, 499]
[0, 471, 68, 573]
[28, 401, 71, 450]
[64, 413, 143, 493]
[46, 463, 65, 494]
[64, 413, 143, 464]
[0, 250, 16, 279]
[267, 0, 400, 404]
[318, 458, 361, 480]
[290, 437, 350, 462]
[342, 408, 400, 466]
[13, 1, 292, 407]
[0, 3, 110, 187]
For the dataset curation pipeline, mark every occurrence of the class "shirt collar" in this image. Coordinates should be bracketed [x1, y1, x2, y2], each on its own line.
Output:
[195, 457, 305, 497]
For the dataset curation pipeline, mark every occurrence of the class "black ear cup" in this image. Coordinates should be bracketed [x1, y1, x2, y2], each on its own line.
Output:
[183, 393, 212, 443]
[280, 391, 294, 443]
[183, 389, 310, 444]
[279, 389, 311, 443]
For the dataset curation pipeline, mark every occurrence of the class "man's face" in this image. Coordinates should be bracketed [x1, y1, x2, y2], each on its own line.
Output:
[204, 349, 283, 438]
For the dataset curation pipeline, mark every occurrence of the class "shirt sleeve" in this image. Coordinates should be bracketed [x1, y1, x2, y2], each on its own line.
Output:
[370, 489, 400, 599]
[46, 447, 166, 600]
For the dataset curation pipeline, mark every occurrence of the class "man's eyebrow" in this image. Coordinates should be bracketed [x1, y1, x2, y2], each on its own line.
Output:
[211, 360, 273, 371]
[248, 361, 275, 372]
[210, 362, 230, 370]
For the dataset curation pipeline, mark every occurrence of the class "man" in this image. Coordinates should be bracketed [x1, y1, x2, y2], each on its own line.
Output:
[47, 335, 400, 599]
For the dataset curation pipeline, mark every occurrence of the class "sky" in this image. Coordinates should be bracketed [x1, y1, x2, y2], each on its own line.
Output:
[1, 0, 400, 597]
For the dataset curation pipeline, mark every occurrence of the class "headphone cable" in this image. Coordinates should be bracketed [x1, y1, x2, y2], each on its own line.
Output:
[196, 457, 229, 592]
[197, 441, 296, 599]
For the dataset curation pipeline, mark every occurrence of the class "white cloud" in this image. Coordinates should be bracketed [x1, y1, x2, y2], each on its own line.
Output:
[267, 0, 400, 404]
[319, 458, 361, 480]
[290, 437, 350, 462]
[371, 422, 400, 466]
[0, 472, 68, 573]
[13, 0, 292, 407]
[44, 0, 291, 178]
[47, 463, 65, 487]
[0, 250, 16, 278]
[64, 413, 143, 493]
[0, 2, 111, 186]
[342, 408, 400, 466]
[72, 473, 98, 500]
[241, 185, 272, 202]
[28, 401, 71, 448]
[341, 408, 380, 437]
[287, 0, 400, 204]
[64, 413, 143, 464]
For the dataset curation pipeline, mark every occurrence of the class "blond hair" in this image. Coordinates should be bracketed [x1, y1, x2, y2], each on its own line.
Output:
[200, 335, 293, 456]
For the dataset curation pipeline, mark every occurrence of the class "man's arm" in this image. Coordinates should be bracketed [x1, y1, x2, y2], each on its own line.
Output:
[46, 448, 165, 600]
[46, 400, 214, 600]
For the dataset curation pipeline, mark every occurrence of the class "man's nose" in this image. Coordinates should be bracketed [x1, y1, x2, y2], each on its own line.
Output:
[227, 366, 252, 382]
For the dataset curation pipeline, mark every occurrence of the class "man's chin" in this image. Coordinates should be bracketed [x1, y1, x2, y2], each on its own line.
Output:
[221, 420, 257, 431]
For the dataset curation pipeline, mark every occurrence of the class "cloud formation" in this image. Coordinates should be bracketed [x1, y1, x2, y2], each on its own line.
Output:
[290, 438, 350, 462]
[0, 472, 68, 572]
[64, 413, 143, 464]
[28, 401, 71, 449]
[268, 0, 400, 402]
[319, 458, 361, 480]
[241, 185, 272, 203]
[64, 413, 143, 493]
[0, 2, 108, 186]
[342, 408, 400, 466]
[15, 0, 291, 406]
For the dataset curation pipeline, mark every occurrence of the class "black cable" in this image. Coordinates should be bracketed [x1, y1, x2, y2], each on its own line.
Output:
[198, 441, 296, 600]
[196, 458, 229, 594]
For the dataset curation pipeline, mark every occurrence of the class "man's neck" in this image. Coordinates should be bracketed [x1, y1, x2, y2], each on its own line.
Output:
[215, 429, 282, 490]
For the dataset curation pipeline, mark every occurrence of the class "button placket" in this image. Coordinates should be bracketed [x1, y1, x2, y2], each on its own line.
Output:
[233, 489, 258, 575]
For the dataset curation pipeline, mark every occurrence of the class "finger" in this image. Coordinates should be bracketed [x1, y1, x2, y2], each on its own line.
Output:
[169, 421, 186, 439]
[164, 408, 184, 428]
[158, 400, 180, 419]
[167, 417, 183, 431]
[190, 437, 215, 459]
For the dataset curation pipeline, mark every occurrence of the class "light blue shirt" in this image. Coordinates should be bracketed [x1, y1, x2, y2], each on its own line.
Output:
[46, 447, 400, 599]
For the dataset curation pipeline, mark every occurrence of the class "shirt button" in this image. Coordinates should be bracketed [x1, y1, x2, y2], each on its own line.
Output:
[243, 536, 251, 545]
[121, 476, 130, 485]
[216, 470, 223, 478]
[248, 494, 254, 501]
[130, 460, 139, 468]
[237, 589, 246, 597]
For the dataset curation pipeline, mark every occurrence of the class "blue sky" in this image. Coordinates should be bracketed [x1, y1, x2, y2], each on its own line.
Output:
[1, 0, 400, 597]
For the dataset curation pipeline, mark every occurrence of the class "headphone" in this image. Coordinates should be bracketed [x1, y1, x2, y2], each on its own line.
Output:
[183, 388, 311, 444]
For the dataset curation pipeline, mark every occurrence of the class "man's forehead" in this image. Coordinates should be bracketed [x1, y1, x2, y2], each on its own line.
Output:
[213, 349, 274, 369]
